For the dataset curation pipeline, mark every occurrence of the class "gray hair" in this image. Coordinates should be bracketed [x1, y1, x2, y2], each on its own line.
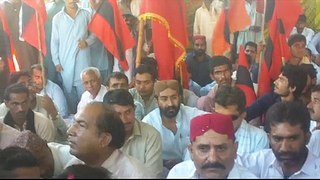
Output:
[80, 67, 101, 81]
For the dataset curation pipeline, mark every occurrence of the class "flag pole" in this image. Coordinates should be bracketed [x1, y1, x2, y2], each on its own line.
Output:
[257, 0, 266, 97]
[135, 18, 145, 68]
[35, 11, 46, 93]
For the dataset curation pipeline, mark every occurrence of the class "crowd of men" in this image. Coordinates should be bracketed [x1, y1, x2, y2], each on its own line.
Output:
[0, 0, 320, 178]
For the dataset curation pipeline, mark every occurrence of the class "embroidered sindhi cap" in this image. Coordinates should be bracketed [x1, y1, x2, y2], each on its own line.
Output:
[154, 80, 180, 97]
[190, 113, 235, 141]
[193, 35, 206, 42]
[9, 130, 47, 154]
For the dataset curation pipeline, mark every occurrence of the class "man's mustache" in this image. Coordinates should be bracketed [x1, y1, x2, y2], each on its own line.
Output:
[202, 162, 226, 170]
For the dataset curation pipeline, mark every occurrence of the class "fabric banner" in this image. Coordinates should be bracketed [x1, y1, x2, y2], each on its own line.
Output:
[21, 0, 47, 56]
[88, 0, 135, 71]
[140, 0, 189, 88]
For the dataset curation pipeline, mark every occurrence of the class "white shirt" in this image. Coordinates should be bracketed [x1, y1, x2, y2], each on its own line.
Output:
[0, 122, 21, 149]
[66, 149, 152, 178]
[77, 85, 107, 113]
[238, 148, 320, 178]
[235, 120, 269, 156]
[142, 104, 206, 160]
[308, 32, 320, 55]
[48, 142, 75, 176]
[290, 27, 315, 46]
[0, 111, 56, 142]
[167, 160, 258, 179]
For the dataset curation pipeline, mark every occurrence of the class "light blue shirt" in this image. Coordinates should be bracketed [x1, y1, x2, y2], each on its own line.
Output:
[129, 88, 158, 117]
[199, 81, 216, 96]
[167, 160, 258, 179]
[308, 130, 320, 157]
[51, 7, 95, 93]
[238, 148, 320, 178]
[39, 80, 69, 118]
[235, 120, 269, 156]
[142, 104, 206, 160]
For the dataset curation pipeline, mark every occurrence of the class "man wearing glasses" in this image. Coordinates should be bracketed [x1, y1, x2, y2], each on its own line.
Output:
[214, 85, 269, 156]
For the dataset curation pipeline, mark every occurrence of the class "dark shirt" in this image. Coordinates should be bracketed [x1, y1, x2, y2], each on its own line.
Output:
[245, 91, 280, 121]
[186, 52, 211, 87]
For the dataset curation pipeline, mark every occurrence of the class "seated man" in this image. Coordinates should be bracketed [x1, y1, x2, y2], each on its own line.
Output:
[142, 80, 206, 175]
[167, 113, 257, 179]
[66, 102, 151, 178]
[103, 89, 163, 178]
[106, 71, 144, 120]
[239, 101, 320, 178]
[1, 83, 55, 142]
[0, 71, 67, 143]
[31, 64, 69, 118]
[0, 146, 41, 178]
[77, 67, 107, 113]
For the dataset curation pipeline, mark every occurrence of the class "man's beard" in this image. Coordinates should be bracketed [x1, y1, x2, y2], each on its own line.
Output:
[159, 105, 180, 119]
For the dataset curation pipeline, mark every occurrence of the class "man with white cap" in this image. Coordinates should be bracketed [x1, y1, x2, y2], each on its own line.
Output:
[167, 113, 257, 179]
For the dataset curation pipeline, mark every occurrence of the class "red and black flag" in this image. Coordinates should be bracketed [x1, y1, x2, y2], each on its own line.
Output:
[0, 6, 16, 72]
[21, 0, 47, 56]
[212, 0, 250, 55]
[88, 0, 135, 71]
[257, 0, 302, 97]
[236, 45, 256, 107]
[140, 0, 189, 89]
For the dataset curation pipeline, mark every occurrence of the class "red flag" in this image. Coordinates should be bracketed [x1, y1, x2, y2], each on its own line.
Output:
[212, 9, 230, 55]
[236, 46, 256, 107]
[21, 0, 47, 56]
[0, 6, 16, 72]
[88, 0, 135, 71]
[140, 0, 189, 89]
[228, 0, 251, 33]
[257, 0, 302, 97]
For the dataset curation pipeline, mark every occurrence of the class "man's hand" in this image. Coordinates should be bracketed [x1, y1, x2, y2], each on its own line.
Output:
[55, 64, 63, 72]
[41, 95, 58, 120]
[78, 39, 88, 49]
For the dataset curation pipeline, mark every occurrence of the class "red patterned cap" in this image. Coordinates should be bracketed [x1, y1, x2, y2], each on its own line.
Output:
[190, 113, 235, 141]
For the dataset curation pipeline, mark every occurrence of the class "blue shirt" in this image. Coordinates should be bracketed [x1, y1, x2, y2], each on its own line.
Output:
[186, 52, 212, 87]
[51, 7, 95, 93]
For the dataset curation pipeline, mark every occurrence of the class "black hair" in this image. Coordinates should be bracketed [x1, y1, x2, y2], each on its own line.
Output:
[106, 72, 128, 87]
[4, 83, 29, 101]
[209, 56, 232, 74]
[103, 89, 135, 107]
[288, 34, 306, 47]
[281, 64, 307, 99]
[134, 64, 157, 81]
[92, 102, 126, 149]
[265, 101, 310, 133]
[0, 146, 38, 178]
[215, 85, 246, 114]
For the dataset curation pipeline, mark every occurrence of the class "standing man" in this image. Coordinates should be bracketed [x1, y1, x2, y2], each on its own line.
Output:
[239, 101, 320, 178]
[290, 14, 315, 46]
[193, 0, 223, 56]
[103, 89, 163, 178]
[168, 113, 257, 179]
[51, 0, 95, 114]
[142, 80, 206, 175]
